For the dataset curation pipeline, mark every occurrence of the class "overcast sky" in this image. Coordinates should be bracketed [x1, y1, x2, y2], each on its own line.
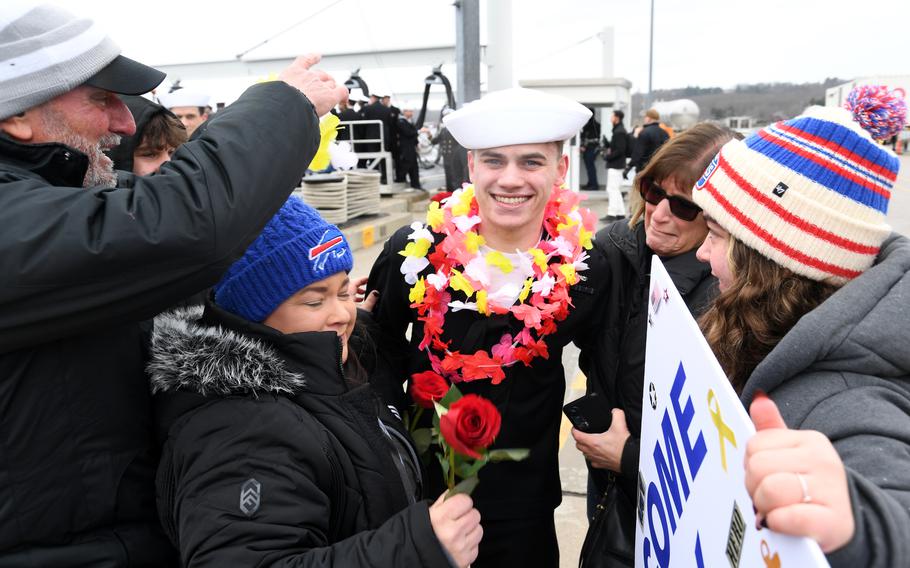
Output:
[67, 0, 910, 99]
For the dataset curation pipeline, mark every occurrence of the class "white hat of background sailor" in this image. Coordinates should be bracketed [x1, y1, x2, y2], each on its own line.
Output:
[158, 89, 210, 109]
[443, 87, 591, 150]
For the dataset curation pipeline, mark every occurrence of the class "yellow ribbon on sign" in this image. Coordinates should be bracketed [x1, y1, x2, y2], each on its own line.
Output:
[761, 540, 781, 568]
[707, 389, 737, 472]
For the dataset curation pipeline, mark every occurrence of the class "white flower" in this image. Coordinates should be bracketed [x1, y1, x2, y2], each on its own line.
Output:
[448, 300, 478, 312]
[531, 273, 557, 297]
[407, 222, 434, 243]
[400, 256, 430, 285]
[488, 284, 521, 309]
[464, 255, 491, 287]
[329, 141, 358, 170]
[426, 270, 448, 291]
[453, 214, 481, 234]
[573, 250, 590, 272]
[550, 236, 575, 258]
[515, 251, 535, 277]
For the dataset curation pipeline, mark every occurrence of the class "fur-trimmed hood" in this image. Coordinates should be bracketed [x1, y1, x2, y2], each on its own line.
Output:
[148, 306, 306, 397]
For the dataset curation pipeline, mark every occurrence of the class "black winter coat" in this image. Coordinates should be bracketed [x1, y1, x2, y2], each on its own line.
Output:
[629, 122, 669, 171]
[397, 118, 419, 165]
[578, 220, 715, 562]
[150, 304, 453, 568]
[366, 226, 610, 522]
[0, 82, 319, 567]
[361, 101, 392, 152]
[603, 122, 629, 170]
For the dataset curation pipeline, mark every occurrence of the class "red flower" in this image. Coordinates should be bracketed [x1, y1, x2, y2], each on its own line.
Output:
[460, 350, 506, 383]
[410, 371, 450, 409]
[440, 394, 502, 459]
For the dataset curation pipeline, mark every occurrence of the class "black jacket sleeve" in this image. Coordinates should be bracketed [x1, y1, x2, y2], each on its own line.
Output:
[162, 398, 452, 568]
[0, 82, 319, 352]
[365, 227, 416, 385]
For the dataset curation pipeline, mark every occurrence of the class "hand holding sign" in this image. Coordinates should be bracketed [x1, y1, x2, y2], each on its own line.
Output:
[745, 393, 855, 553]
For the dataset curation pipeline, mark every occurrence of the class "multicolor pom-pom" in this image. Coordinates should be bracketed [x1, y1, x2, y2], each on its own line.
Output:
[844, 85, 907, 141]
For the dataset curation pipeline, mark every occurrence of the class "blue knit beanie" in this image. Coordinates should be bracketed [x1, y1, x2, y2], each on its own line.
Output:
[214, 197, 354, 322]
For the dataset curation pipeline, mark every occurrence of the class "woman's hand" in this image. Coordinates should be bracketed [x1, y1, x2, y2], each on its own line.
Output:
[745, 393, 855, 553]
[429, 492, 482, 568]
[349, 276, 379, 312]
[571, 408, 631, 473]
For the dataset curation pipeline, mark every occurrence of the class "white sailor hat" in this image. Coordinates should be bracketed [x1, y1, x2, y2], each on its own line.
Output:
[443, 87, 591, 150]
[158, 89, 210, 109]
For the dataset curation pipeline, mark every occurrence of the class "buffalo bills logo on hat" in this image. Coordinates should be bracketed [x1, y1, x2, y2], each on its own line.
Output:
[695, 154, 720, 191]
[309, 230, 348, 271]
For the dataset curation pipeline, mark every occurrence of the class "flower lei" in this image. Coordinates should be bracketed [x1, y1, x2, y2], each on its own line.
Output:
[399, 183, 595, 385]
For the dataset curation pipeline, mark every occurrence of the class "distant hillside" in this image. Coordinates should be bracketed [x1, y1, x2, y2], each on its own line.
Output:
[631, 78, 845, 125]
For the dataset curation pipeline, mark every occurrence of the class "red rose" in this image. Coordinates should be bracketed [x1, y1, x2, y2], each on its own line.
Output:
[410, 371, 449, 409]
[440, 394, 501, 459]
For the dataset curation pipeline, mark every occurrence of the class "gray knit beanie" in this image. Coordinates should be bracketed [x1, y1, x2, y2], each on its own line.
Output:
[0, 3, 163, 119]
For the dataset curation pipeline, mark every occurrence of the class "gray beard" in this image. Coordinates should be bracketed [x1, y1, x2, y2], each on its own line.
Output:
[40, 109, 120, 188]
[57, 131, 120, 188]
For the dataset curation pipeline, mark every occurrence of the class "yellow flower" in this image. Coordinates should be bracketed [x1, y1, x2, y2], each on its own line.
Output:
[518, 278, 533, 303]
[426, 201, 444, 231]
[486, 250, 513, 273]
[476, 289, 490, 316]
[399, 238, 432, 258]
[556, 218, 578, 233]
[449, 269, 475, 296]
[307, 114, 340, 171]
[452, 186, 475, 216]
[578, 225, 594, 250]
[529, 248, 549, 272]
[408, 277, 427, 304]
[559, 263, 578, 285]
[464, 231, 486, 254]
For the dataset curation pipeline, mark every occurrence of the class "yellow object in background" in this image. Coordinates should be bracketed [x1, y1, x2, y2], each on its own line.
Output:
[308, 114, 341, 171]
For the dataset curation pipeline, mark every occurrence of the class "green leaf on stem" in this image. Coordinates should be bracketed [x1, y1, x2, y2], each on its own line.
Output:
[439, 384, 464, 408]
[411, 428, 433, 455]
[456, 457, 488, 479]
[487, 448, 531, 462]
[447, 475, 480, 497]
[437, 451, 450, 479]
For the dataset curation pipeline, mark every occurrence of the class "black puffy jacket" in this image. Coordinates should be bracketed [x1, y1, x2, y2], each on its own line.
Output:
[150, 304, 453, 568]
[0, 81, 319, 567]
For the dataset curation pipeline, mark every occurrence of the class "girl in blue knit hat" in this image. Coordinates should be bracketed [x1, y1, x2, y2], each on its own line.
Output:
[148, 196, 481, 567]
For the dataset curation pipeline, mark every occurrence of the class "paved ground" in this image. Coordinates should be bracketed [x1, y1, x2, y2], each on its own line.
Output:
[351, 153, 910, 568]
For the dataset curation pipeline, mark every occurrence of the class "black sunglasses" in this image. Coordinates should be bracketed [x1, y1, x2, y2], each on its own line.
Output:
[640, 178, 703, 222]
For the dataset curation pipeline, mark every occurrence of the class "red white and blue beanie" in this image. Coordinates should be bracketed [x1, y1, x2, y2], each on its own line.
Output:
[214, 197, 353, 322]
[692, 87, 905, 283]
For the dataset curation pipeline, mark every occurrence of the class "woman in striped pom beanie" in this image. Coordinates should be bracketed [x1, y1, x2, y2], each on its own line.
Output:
[694, 87, 910, 567]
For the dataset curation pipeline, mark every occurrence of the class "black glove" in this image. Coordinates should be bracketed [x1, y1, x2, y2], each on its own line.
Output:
[622, 167, 631, 180]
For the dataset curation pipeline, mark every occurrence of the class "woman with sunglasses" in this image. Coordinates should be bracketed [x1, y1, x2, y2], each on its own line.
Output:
[693, 93, 910, 567]
[574, 123, 740, 566]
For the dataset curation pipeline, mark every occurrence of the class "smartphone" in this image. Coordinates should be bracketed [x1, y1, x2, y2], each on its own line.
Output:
[563, 392, 613, 433]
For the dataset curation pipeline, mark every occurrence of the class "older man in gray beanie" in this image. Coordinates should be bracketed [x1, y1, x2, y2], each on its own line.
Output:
[0, 3, 346, 566]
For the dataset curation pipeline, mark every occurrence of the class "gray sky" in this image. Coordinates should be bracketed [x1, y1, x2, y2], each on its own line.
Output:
[68, 0, 910, 98]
